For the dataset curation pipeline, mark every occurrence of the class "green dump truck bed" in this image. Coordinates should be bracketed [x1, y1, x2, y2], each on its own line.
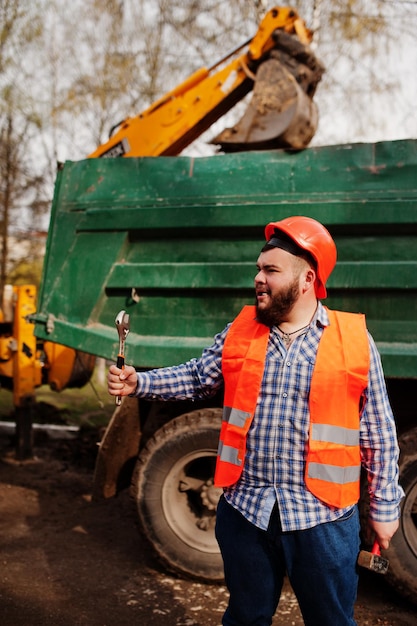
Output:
[33, 139, 417, 378]
[32, 139, 417, 599]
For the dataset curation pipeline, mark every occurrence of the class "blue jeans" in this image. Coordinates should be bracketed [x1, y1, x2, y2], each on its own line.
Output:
[215, 496, 359, 626]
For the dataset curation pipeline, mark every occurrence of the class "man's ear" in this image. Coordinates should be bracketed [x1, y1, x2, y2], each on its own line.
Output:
[303, 267, 316, 293]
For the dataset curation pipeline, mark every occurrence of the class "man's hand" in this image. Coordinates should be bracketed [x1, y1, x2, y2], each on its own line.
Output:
[108, 364, 138, 398]
[368, 518, 399, 550]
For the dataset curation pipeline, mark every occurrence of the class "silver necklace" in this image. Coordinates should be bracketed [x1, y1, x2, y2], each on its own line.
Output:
[277, 323, 310, 347]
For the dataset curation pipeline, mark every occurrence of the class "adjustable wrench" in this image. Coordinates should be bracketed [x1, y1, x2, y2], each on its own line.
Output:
[115, 310, 130, 405]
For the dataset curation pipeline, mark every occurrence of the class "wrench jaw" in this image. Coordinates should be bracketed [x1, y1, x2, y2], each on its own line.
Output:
[115, 310, 131, 405]
[115, 310, 130, 341]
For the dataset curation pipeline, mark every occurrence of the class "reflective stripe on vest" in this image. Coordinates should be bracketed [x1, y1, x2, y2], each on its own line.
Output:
[215, 306, 269, 487]
[214, 305, 369, 510]
[305, 307, 369, 507]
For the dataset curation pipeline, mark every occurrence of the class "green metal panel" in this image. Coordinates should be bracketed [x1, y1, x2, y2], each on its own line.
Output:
[33, 139, 417, 377]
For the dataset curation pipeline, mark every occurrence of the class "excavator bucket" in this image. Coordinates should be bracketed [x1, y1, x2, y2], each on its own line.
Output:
[212, 31, 325, 152]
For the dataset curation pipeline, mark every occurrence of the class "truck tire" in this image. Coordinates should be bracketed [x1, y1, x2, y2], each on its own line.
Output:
[385, 427, 417, 605]
[131, 408, 224, 582]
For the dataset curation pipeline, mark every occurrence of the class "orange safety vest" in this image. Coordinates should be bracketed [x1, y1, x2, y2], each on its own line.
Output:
[215, 305, 370, 509]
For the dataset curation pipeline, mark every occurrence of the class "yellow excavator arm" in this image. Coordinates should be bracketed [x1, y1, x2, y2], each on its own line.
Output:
[88, 6, 324, 159]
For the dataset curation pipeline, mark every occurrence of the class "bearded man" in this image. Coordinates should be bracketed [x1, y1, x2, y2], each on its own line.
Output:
[108, 216, 403, 626]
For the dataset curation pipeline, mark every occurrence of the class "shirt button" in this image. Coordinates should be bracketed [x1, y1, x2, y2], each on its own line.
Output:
[286, 361, 291, 366]
[283, 392, 288, 398]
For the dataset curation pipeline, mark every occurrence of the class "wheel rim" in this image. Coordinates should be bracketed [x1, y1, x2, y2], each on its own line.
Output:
[161, 448, 222, 554]
[402, 476, 417, 559]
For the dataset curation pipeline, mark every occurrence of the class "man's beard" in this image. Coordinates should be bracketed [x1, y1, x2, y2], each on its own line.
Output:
[255, 280, 300, 327]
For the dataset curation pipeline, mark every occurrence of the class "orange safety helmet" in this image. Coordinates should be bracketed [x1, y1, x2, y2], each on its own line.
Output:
[264, 216, 337, 299]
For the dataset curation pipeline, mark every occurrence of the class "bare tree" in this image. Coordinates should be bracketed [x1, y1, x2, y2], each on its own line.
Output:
[297, 0, 417, 144]
[0, 0, 47, 297]
[44, 0, 271, 159]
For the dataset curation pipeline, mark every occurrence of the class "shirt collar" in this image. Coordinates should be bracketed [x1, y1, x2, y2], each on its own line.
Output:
[316, 301, 330, 328]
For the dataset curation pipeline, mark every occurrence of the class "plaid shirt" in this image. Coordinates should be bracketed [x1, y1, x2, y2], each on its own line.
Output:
[135, 302, 403, 532]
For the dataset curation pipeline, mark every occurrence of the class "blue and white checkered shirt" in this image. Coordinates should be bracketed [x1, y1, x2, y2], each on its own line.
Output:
[134, 302, 403, 532]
